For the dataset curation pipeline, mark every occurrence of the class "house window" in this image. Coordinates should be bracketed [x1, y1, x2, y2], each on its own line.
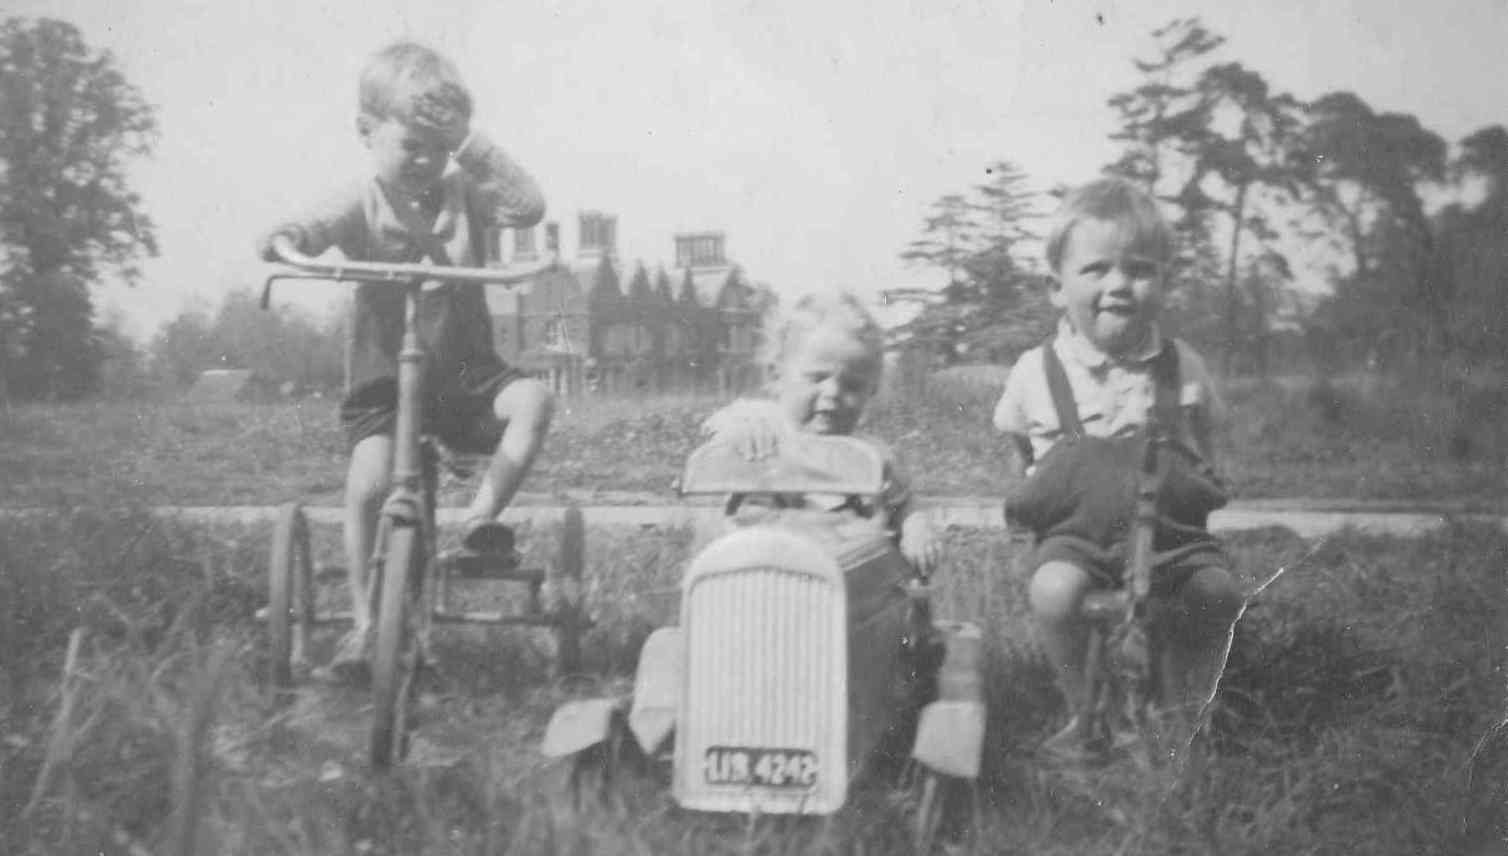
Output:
[484, 228, 501, 263]
[513, 226, 537, 259]
[579, 211, 618, 255]
[544, 317, 567, 351]
[675, 233, 726, 268]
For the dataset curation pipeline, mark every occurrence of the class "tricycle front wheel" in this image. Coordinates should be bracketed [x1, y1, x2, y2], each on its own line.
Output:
[266, 502, 313, 700]
[371, 524, 420, 770]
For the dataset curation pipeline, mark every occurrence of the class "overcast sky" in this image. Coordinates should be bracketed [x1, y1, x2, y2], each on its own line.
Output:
[10, 0, 1508, 340]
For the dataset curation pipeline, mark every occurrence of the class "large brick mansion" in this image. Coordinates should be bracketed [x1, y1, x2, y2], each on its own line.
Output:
[482, 211, 768, 396]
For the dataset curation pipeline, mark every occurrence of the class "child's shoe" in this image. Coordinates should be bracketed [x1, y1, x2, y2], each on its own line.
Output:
[317, 627, 373, 688]
[1037, 716, 1101, 765]
[461, 518, 515, 556]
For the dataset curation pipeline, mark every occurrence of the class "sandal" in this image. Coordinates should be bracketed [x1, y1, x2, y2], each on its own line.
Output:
[315, 626, 373, 688]
[461, 518, 515, 556]
[1037, 716, 1103, 766]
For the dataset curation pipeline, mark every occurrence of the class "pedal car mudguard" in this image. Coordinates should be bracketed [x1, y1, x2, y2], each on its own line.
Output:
[541, 627, 683, 759]
[628, 627, 681, 755]
[541, 697, 626, 759]
[911, 622, 985, 779]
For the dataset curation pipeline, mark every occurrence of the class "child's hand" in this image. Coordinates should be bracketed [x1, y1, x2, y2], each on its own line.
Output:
[257, 228, 302, 263]
[900, 512, 941, 578]
[411, 85, 471, 153]
[703, 399, 792, 461]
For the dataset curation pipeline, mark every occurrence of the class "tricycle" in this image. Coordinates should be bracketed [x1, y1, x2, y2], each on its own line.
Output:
[540, 433, 985, 852]
[259, 238, 589, 770]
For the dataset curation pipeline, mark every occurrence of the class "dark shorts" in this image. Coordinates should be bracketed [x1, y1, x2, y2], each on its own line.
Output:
[339, 365, 530, 453]
[1032, 534, 1228, 597]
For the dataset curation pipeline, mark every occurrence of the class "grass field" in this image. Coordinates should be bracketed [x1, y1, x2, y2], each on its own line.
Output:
[1, 499, 1503, 854]
[1, 369, 1504, 507]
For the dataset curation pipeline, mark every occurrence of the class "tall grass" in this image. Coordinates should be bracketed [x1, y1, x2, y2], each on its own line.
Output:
[2, 495, 1503, 854]
[3, 371, 1506, 504]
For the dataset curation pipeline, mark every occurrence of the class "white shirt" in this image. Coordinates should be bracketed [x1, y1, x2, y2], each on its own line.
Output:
[992, 320, 1222, 462]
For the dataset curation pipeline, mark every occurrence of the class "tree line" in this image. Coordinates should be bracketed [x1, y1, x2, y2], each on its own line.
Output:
[4, 16, 1506, 400]
[898, 18, 1508, 383]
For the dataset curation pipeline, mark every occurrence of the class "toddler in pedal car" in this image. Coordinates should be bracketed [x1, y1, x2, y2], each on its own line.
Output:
[702, 291, 940, 578]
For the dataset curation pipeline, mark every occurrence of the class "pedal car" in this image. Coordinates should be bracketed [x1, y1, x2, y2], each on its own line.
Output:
[540, 434, 984, 849]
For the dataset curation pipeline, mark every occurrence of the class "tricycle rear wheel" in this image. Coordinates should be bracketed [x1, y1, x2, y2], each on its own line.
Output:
[552, 504, 586, 679]
[913, 768, 974, 855]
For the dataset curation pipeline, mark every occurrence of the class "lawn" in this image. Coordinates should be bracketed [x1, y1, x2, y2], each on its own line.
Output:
[1, 500, 1503, 854]
[1, 369, 1504, 507]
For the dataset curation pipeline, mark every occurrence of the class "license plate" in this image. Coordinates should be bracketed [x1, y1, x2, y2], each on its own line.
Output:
[703, 746, 818, 789]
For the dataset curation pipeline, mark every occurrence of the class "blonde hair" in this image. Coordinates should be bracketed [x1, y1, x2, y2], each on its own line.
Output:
[760, 291, 886, 384]
[1043, 177, 1174, 273]
[358, 42, 472, 124]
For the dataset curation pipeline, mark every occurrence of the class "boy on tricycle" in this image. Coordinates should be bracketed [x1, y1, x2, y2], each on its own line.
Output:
[259, 41, 554, 684]
[995, 178, 1243, 762]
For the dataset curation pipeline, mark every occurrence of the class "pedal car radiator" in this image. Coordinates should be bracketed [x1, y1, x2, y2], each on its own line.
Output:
[674, 527, 849, 814]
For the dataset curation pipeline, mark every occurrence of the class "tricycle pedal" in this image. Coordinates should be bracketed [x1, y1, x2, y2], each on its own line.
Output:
[439, 547, 539, 582]
[1081, 590, 1130, 623]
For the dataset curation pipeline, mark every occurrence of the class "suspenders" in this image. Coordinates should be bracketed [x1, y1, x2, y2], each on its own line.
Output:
[1039, 339, 1181, 444]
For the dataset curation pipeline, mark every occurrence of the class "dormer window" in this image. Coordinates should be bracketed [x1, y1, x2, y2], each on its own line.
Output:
[513, 226, 537, 260]
[579, 211, 618, 257]
[675, 232, 726, 268]
[543, 317, 568, 351]
[482, 227, 501, 264]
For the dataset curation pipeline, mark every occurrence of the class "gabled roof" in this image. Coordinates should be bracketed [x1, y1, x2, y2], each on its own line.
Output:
[675, 265, 738, 308]
[654, 267, 675, 303]
[626, 263, 656, 304]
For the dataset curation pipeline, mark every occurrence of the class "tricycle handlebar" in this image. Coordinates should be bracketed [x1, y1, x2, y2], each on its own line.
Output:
[261, 234, 554, 308]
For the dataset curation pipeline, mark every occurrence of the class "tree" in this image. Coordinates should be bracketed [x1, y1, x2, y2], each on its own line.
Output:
[1105, 20, 1308, 376]
[1298, 92, 1447, 368]
[897, 160, 1047, 364]
[148, 305, 218, 389]
[900, 194, 976, 289]
[1106, 17, 1225, 192]
[93, 309, 149, 398]
[0, 18, 158, 399]
[1104, 19, 1229, 361]
[1427, 125, 1508, 371]
[1189, 62, 1307, 375]
[148, 292, 344, 394]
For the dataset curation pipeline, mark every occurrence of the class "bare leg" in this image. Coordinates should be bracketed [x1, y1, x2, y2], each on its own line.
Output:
[1029, 560, 1097, 719]
[344, 435, 393, 639]
[466, 378, 554, 522]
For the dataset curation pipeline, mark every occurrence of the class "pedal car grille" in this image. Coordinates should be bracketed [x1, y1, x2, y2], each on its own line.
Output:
[674, 563, 847, 814]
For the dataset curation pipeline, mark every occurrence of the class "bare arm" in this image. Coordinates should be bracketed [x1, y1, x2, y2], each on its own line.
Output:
[887, 474, 939, 578]
[1187, 403, 1216, 468]
[1005, 432, 1034, 480]
[257, 186, 364, 261]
